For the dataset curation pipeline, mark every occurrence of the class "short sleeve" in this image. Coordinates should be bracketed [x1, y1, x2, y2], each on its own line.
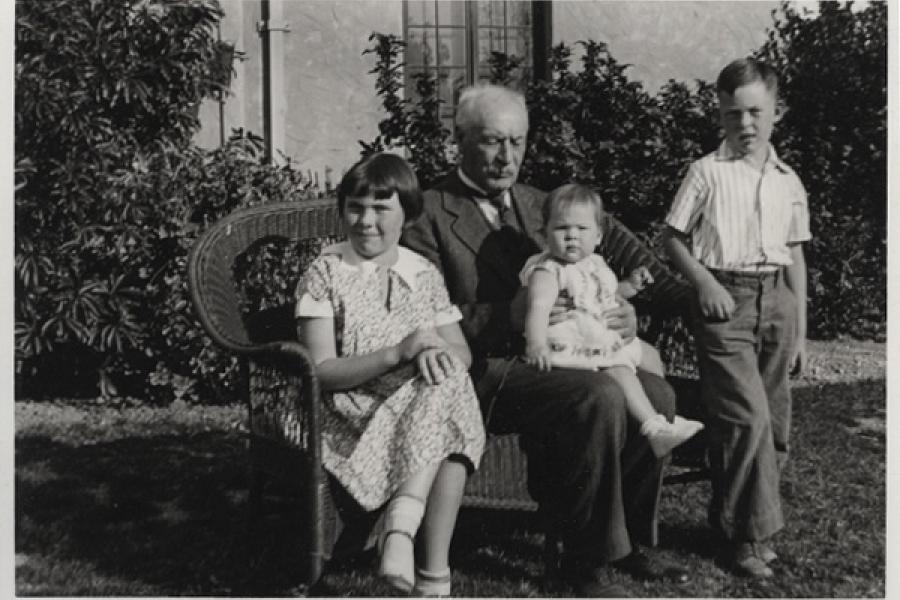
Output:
[420, 265, 462, 327]
[665, 161, 707, 234]
[519, 252, 556, 287]
[295, 257, 334, 318]
[787, 174, 812, 243]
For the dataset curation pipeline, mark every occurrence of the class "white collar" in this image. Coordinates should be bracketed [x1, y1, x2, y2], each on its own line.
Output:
[326, 241, 423, 289]
[715, 140, 790, 173]
[457, 168, 511, 208]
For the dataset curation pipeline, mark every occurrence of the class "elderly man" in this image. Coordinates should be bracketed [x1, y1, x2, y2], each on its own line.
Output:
[401, 84, 688, 597]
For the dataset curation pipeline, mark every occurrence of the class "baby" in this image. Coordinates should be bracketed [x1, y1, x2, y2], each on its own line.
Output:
[521, 183, 703, 457]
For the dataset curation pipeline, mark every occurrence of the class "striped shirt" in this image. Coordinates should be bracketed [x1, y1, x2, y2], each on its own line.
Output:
[665, 141, 811, 272]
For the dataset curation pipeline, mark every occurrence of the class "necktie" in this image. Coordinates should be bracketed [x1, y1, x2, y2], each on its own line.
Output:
[490, 194, 519, 231]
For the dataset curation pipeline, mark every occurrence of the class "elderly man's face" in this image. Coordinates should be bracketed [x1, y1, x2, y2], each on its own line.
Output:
[457, 103, 529, 196]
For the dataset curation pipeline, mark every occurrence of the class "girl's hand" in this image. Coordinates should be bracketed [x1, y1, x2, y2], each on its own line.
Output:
[397, 327, 445, 363]
[697, 278, 735, 321]
[524, 341, 553, 372]
[416, 348, 461, 385]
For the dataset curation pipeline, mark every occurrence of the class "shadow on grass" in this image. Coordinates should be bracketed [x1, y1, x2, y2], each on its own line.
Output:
[16, 430, 314, 596]
[16, 377, 885, 597]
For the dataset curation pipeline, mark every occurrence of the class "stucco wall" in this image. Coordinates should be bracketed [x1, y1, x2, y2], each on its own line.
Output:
[197, 0, 402, 181]
[552, 1, 781, 92]
[197, 0, 798, 180]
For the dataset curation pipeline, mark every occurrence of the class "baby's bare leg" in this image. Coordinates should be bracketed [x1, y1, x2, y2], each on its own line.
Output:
[605, 365, 658, 423]
[606, 365, 704, 458]
[637, 340, 665, 377]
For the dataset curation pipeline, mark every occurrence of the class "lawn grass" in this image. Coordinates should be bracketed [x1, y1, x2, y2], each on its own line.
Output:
[15, 340, 885, 597]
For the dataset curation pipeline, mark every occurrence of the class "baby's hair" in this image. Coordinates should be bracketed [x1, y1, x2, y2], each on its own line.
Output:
[337, 152, 423, 222]
[716, 57, 779, 96]
[542, 183, 605, 228]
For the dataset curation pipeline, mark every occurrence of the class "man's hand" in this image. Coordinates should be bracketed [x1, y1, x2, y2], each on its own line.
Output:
[790, 337, 807, 377]
[524, 340, 553, 372]
[548, 295, 575, 326]
[697, 278, 735, 321]
[626, 266, 654, 292]
[603, 297, 637, 343]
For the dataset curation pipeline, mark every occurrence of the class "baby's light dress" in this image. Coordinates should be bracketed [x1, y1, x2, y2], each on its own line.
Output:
[520, 252, 642, 371]
[295, 242, 485, 511]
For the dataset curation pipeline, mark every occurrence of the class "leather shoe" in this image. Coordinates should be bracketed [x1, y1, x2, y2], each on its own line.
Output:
[613, 547, 690, 583]
[560, 559, 629, 598]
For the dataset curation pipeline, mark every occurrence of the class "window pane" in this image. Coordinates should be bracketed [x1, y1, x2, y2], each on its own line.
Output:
[478, 1, 505, 26]
[407, 0, 434, 26]
[436, 0, 465, 26]
[437, 29, 466, 67]
[507, 28, 531, 65]
[508, 1, 531, 27]
[407, 28, 437, 67]
[436, 67, 466, 106]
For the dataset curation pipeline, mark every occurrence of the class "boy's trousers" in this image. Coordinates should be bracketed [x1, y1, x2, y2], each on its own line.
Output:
[692, 269, 797, 542]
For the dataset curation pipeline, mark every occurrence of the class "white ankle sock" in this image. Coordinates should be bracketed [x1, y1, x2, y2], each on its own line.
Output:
[383, 494, 425, 535]
[415, 566, 452, 597]
[639, 413, 667, 437]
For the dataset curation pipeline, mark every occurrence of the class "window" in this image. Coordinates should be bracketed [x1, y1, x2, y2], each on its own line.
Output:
[404, 1, 549, 130]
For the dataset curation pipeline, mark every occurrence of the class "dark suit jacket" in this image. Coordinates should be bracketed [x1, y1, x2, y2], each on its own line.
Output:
[402, 171, 690, 400]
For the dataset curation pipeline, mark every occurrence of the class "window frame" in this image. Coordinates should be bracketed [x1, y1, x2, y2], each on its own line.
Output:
[402, 1, 551, 125]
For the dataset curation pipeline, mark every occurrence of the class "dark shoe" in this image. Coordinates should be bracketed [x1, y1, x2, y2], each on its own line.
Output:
[732, 542, 774, 578]
[613, 547, 690, 583]
[560, 560, 629, 598]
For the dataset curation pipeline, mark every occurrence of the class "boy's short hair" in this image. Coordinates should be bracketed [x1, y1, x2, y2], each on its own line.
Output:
[716, 58, 779, 95]
[542, 183, 605, 227]
[455, 83, 528, 135]
[337, 152, 423, 222]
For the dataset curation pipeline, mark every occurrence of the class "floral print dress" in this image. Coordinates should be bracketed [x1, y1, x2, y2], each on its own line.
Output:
[295, 242, 485, 511]
[520, 251, 642, 371]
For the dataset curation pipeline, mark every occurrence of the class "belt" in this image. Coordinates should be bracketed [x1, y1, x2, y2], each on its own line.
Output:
[709, 268, 781, 285]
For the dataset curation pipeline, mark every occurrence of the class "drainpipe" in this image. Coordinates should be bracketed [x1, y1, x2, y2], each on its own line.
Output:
[258, 0, 290, 164]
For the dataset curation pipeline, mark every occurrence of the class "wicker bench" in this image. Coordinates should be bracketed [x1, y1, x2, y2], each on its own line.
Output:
[187, 197, 705, 585]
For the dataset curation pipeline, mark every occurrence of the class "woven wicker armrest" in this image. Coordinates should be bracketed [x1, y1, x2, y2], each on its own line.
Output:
[599, 213, 693, 320]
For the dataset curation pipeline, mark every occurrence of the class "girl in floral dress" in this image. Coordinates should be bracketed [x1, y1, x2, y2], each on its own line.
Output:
[295, 153, 485, 596]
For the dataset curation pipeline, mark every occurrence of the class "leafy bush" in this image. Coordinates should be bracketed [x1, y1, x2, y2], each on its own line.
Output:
[364, 0, 886, 340]
[15, 0, 314, 403]
[757, 1, 886, 339]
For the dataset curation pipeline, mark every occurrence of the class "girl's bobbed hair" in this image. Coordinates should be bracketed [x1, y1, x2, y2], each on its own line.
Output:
[337, 152, 423, 222]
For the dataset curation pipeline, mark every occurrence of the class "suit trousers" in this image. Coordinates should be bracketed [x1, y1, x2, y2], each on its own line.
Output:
[693, 269, 796, 541]
[480, 359, 676, 565]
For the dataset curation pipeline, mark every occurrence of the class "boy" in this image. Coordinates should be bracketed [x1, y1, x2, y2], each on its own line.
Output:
[661, 58, 810, 579]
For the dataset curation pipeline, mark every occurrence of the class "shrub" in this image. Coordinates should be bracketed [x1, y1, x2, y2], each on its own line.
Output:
[364, 0, 886, 340]
[15, 0, 314, 403]
[757, 0, 886, 339]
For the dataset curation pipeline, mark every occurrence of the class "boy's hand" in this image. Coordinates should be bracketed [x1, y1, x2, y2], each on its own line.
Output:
[790, 337, 808, 377]
[416, 348, 461, 385]
[697, 278, 735, 321]
[524, 341, 553, 372]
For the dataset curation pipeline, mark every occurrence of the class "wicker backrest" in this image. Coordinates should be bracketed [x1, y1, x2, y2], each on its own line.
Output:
[187, 199, 342, 354]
